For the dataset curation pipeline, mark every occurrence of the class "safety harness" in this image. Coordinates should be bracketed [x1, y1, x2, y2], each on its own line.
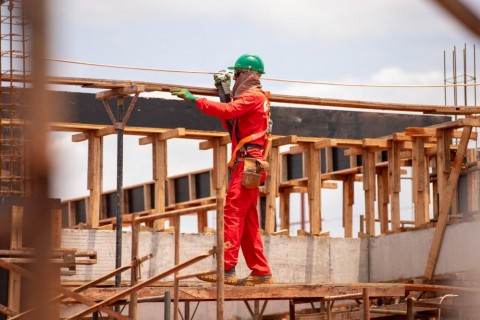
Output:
[214, 71, 272, 168]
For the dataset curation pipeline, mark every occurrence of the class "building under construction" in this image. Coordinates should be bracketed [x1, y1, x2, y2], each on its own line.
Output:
[1, 1, 480, 319]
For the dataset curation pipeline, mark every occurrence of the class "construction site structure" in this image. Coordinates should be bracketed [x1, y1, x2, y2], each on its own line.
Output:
[1, 1, 480, 319]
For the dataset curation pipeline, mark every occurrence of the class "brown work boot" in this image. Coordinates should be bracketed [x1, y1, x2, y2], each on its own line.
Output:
[237, 273, 274, 286]
[196, 268, 237, 285]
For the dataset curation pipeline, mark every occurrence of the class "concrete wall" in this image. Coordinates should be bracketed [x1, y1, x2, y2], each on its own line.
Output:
[62, 220, 480, 284]
[61, 230, 368, 284]
[369, 219, 480, 282]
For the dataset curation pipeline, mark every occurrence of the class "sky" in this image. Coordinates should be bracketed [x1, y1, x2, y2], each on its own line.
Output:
[45, 0, 480, 236]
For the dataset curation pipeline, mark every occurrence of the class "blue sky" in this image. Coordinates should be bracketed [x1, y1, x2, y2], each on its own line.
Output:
[46, 1, 480, 236]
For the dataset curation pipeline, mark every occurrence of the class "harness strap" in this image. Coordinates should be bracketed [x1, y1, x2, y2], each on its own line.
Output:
[228, 89, 272, 168]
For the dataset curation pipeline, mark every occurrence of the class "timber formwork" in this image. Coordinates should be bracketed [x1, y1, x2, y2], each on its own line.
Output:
[0, 83, 478, 319]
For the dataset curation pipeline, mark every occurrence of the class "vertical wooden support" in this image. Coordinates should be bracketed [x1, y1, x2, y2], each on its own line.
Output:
[197, 210, 208, 233]
[412, 137, 427, 226]
[343, 175, 354, 238]
[363, 150, 376, 236]
[306, 144, 321, 234]
[9, 206, 23, 315]
[467, 160, 480, 214]
[265, 146, 280, 233]
[388, 141, 401, 231]
[87, 132, 103, 228]
[173, 215, 181, 320]
[377, 168, 389, 234]
[212, 138, 227, 320]
[431, 156, 440, 219]
[152, 135, 167, 230]
[279, 188, 291, 231]
[436, 129, 452, 216]
[363, 288, 370, 320]
[424, 126, 472, 280]
[129, 213, 140, 319]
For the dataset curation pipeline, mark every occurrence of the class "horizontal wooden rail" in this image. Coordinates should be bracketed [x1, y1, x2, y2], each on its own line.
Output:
[4, 74, 480, 114]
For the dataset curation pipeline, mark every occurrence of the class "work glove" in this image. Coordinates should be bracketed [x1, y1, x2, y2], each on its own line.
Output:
[213, 71, 231, 87]
[170, 88, 197, 103]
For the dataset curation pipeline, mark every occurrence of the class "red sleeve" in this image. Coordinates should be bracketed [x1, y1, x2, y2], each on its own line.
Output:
[195, 92, 258, 120]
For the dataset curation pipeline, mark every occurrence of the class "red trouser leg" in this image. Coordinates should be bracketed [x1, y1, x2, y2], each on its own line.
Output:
[223, 161, 271, 275]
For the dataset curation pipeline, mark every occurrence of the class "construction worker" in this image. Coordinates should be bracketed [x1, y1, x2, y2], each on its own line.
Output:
[170, 54, 273, 286]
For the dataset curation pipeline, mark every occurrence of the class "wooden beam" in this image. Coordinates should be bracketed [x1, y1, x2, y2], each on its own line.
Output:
[199, 135, 231, 150]
[139, 128, 186, 145]
[72, 126, 115, 142]
[95, 85, 145, 100]
[272, 135, 297, 147]
[424, 126, 472, 280]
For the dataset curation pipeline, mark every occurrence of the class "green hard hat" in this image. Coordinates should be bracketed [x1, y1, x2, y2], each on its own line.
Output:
[228, 54, 265, 74]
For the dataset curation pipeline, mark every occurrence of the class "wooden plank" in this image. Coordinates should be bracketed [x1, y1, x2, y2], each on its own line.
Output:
[139, 128, 186, 145]
[95, 84, 145, 100]
[87, 132, 102, 228]
[81, 283, 405, 302]
[424, 126, 472, 280]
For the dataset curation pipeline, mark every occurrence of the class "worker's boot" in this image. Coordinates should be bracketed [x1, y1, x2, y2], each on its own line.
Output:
[196, 268, 237, 285]
[237, 273, 274, 286]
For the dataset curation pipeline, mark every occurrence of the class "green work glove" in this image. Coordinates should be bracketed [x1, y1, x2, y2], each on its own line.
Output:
[213, 71, 231, 87]
[170, 88, 197, 103]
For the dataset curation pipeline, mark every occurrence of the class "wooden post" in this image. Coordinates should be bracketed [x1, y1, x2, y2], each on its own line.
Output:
[363, 150, 376, 236]
[377, 168, 389, 234]
[265, 146, 280, 233]
[129, 213, 140, 319]
[9, 206, 23, 315]
[306, 144, 322, 234]
[343, 175, 354, 238]
[152, 135, 167, 230]
[279, 188, 291, 231]
[87, 132, 103, 228]
[197, 210, 208, 233]
[363, 288, 370, 320]
[173, 215, 181, 320]
[412, 137, 426, 226]
[388, 141, 401, 231]
[424, 126, 472, 279]
[212, 138, 227, 320]
[436, 129, 452, 215]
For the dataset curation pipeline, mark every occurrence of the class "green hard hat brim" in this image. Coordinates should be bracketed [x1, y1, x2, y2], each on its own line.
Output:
[227, 65, 265, 74]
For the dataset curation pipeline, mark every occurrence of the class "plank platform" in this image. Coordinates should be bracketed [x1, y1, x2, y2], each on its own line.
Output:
[76, 283, 405, 303]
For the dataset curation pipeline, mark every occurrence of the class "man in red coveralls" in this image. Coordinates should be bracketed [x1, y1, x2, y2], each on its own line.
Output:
[170, 54, 273, 286]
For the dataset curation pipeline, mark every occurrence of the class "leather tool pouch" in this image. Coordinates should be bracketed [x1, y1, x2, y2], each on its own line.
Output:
[242, 158, 269, 188]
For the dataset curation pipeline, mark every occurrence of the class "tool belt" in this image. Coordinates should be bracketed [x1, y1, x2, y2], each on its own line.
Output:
[238, 157, 270, 188]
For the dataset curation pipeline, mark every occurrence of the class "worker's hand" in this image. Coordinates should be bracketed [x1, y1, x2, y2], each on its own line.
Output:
[170, 88, 197, 103]
[214, 71, 231, 87]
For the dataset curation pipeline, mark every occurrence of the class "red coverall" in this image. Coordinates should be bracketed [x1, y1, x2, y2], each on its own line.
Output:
[195, 87, 272, 276]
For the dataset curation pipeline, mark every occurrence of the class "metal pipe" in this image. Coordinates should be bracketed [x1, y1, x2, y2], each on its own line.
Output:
[164, 291, 171, 320]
